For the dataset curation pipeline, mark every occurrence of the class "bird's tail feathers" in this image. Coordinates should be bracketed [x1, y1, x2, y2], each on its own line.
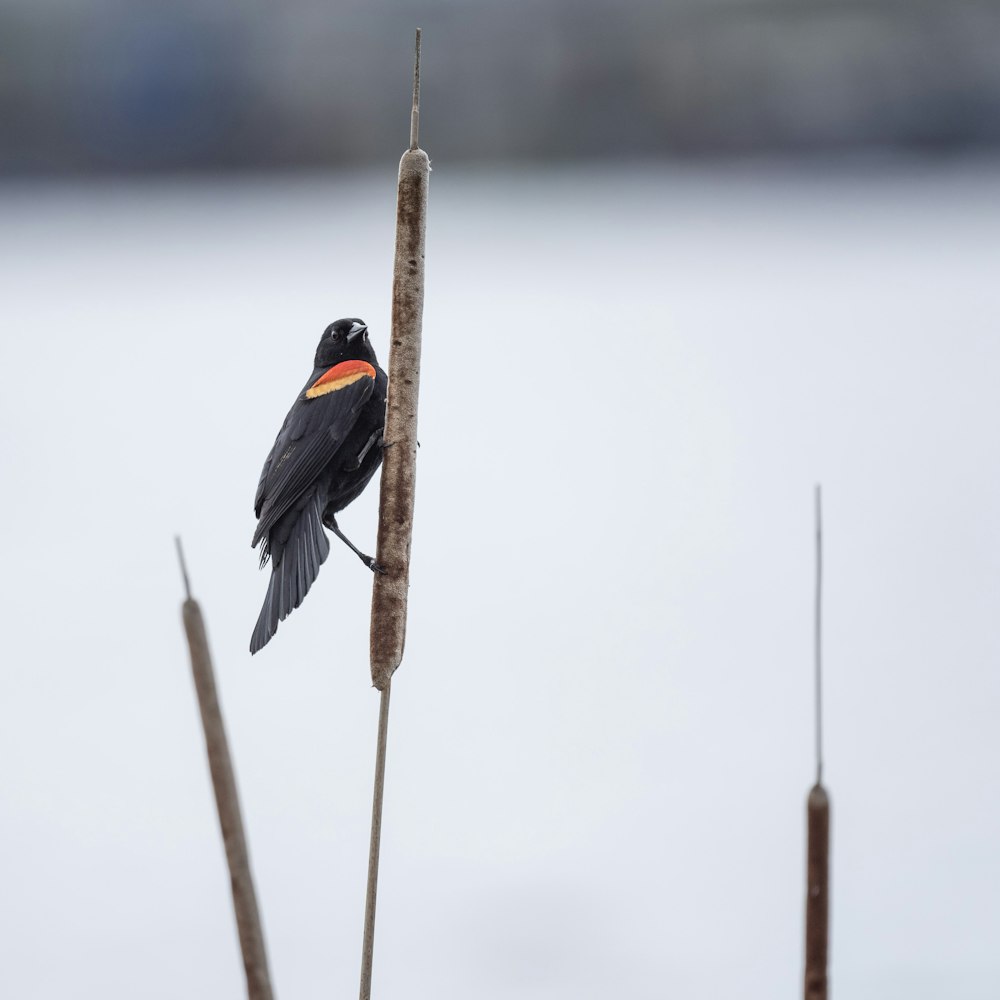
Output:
[250, 494, 329, 654]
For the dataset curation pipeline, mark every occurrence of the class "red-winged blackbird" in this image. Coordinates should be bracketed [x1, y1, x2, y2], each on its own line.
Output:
[250, 318, 388, 654]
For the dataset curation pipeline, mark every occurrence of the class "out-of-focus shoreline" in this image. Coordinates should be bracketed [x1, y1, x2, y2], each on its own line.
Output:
[4, 1, 1000, 176]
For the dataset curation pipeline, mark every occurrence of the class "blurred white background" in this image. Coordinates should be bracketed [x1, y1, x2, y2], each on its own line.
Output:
[1, 159, 998, 998]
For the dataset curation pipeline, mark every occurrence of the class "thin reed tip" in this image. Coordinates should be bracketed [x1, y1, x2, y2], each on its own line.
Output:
[175, 535, 192, 600]
[409, 29, 422, 150]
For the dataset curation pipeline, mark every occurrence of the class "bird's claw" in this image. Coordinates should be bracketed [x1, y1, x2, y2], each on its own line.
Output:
[368, 558, 388, 575]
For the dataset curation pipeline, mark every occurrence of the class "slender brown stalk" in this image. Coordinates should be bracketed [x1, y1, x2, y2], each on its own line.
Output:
[804, 487, 830, 1000]
[176, 538, 274, 1000]
[359, 684, 391, 1000]
[359, 29, 428, 1000]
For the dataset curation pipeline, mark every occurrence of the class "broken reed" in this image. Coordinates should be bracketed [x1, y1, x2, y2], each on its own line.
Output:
[176, 539, 274, 1000]
[359, 28, 428, 1000]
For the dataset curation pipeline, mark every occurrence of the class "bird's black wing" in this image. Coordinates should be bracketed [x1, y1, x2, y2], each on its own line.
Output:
[250, 491, 331, 653]
[252, 361, 378, 553]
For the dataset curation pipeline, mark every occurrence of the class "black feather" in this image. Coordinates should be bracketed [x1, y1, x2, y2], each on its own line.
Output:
[250, 492, 330, 654]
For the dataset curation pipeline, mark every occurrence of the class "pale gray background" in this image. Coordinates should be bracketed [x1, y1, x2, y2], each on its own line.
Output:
[2, 160, 998, 997]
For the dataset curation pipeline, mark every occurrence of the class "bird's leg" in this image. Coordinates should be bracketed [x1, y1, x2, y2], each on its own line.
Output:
[343, 428, 384, 471]
[324, 513, 386, 574]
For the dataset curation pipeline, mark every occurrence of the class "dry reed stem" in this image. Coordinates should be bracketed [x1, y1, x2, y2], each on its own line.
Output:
[176, 539, 274, 1000]
[358, 29, 427, 1000]
[358, 683, 392, 1000]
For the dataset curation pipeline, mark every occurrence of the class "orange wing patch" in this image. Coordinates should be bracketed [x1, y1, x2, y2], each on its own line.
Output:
[305, 360, 376, 399]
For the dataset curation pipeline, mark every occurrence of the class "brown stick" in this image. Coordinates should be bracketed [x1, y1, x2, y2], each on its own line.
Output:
[370, 27, 429, 692]
[358, 29, 427, 1000]
[176, 538, 274, 1000]
[358, 683, 391, 1000]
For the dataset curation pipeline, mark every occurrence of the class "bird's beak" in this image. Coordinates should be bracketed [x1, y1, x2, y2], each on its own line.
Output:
[347, 321, 368, 343]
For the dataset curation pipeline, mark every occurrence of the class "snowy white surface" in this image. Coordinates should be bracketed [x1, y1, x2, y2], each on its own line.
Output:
[1, 161, 999, 999]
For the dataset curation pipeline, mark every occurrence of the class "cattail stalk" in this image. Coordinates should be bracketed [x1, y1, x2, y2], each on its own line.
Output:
[176, 538, 274, 1000]
[804, 486, 830, 1000]
[359, 29, 428, 1000]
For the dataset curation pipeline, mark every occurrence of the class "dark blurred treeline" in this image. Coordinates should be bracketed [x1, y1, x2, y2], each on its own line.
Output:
[4, 0, 1000, 175]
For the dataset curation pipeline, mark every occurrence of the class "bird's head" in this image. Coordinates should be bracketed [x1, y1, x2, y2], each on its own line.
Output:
[314, 318, 376, 368]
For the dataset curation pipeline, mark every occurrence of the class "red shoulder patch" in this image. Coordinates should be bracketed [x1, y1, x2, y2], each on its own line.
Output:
[305, 360, 376, 399]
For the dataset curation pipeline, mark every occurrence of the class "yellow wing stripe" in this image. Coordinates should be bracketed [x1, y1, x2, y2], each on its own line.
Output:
[305, 360, 376, 399]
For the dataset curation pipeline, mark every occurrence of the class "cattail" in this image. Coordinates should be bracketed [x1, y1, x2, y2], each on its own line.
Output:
[804, 486, 830, 1000]
[369, 30, 429, 691]
[176, 538, 274, 1000]
[359, 30, 428, 1000]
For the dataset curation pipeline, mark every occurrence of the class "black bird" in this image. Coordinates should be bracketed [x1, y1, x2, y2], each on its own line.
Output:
[250, 318, 388, 653]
